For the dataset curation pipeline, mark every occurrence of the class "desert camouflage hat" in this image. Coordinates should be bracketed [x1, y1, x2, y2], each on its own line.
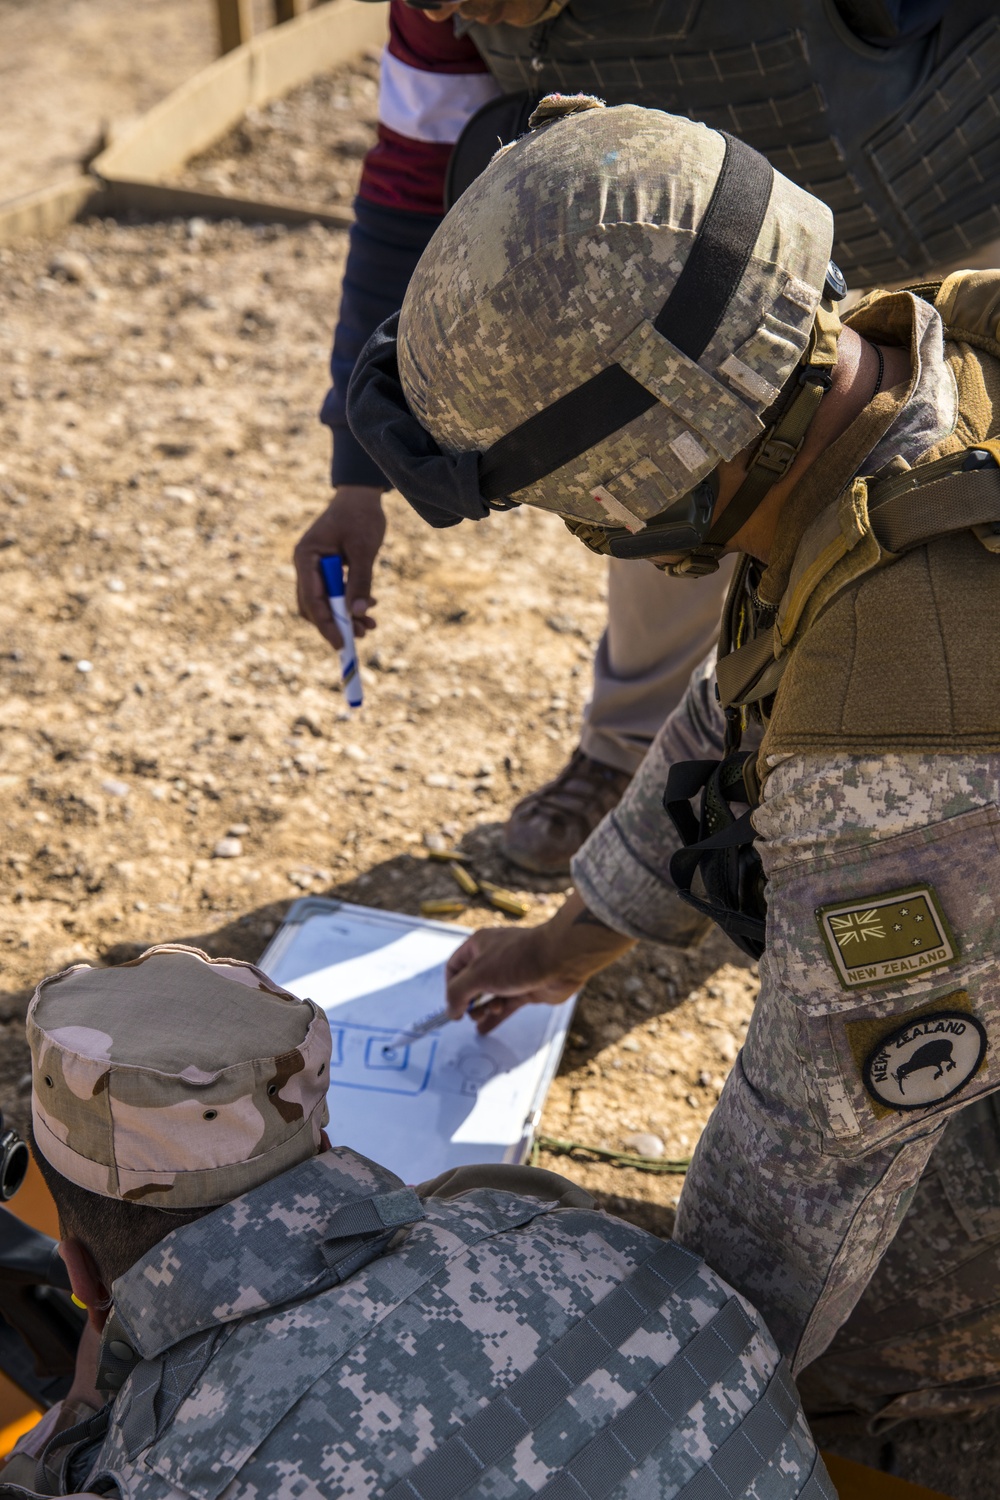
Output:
[28, 944, 331, 1210]
[348, 95, 840, 571]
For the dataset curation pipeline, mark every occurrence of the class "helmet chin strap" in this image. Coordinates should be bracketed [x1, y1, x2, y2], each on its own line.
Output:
[665, 297, 842, 576]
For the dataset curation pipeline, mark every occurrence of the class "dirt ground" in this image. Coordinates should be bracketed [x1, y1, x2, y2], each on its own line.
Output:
[3, 3, 1000, 1494]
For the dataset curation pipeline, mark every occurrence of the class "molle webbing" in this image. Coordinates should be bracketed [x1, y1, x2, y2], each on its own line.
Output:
[477, 133, 773, 503]
[386, 1239, 763, 1500]
[467, 9, 1000, 287]
[534, 1354, 804, 1500]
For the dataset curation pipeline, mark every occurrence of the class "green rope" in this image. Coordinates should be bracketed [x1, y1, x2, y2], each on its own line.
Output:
[534, 1134, 690, 1175]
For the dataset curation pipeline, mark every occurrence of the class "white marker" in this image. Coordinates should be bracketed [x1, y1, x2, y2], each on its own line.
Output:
[320, 554, 363, 709]
[381, 995, 496, 1057]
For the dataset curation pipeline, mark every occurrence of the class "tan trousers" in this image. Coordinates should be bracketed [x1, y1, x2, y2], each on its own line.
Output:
[580, 556, 735, 775]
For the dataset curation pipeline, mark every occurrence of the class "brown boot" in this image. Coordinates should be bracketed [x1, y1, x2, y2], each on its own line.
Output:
[502, 748, 633, 876]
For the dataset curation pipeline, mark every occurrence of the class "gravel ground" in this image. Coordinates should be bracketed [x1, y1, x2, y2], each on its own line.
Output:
[178, 50, 382, 207]
[3, 30, 1000, 1498]
[0, 206, 753, 1234]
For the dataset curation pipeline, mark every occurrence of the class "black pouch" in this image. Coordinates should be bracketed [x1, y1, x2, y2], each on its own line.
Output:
[663, 753, 767, 960]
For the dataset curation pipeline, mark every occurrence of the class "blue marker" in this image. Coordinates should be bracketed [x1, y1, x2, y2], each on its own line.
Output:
[320, 555, 363, 709]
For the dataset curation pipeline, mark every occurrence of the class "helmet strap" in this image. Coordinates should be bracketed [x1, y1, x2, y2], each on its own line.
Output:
[668, 297, 842, 576]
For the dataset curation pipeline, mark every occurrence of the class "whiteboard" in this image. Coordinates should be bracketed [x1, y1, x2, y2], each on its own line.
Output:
[259, 898, 576, 1184]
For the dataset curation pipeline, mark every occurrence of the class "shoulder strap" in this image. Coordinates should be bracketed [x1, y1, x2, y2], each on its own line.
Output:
[716, 445, 1000, 713]
[715, 628, 783, 712]
[867, 443, 1000, 552]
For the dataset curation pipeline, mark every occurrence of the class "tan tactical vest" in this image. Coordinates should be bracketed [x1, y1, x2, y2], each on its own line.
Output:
[714, 270, 1000, 785]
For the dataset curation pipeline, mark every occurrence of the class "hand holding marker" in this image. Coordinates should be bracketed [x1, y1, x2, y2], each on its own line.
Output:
[320, 555, 363, 709]
[382, 995, 496, 1057]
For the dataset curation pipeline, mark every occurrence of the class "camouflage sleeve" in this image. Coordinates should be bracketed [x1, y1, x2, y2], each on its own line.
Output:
[571, 649, 762, 944]
[674, 750, 1000, 1372]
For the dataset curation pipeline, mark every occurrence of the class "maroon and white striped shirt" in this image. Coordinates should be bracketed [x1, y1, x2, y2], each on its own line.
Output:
[359, 2, 501, 216]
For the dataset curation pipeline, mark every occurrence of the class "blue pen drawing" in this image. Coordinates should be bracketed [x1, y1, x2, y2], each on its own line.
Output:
[263, 901, 577, 1181]
[326, 1022, 437, 1096]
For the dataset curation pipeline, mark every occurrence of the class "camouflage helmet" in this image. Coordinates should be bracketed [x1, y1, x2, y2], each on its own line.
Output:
[28, 944, 331, 1210]
[350, 95, 842, 574]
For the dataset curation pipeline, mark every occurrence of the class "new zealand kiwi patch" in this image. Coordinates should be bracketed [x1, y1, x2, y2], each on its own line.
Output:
[816, 884, 956, 990]
[862, 1010, 987, 1111]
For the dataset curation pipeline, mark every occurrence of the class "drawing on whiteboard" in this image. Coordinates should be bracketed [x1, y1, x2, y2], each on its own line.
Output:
[261, 899, 578, 1181]
[327, 1023, 438, 1096]
[324, 1024, 516, 1101]
[442, 1047, 501, 1098]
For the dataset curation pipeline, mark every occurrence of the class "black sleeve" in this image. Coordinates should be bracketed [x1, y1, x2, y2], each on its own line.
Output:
[320, 197, 443, 489]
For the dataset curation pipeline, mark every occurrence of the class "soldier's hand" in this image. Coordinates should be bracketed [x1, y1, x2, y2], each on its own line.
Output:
[294, 486, 387, 650]
[445, 891, 635, 1034]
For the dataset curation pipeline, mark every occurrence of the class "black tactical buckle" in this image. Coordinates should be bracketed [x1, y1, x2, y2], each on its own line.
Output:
[798, 364, 834, 392]
[755, 434, 804, 478]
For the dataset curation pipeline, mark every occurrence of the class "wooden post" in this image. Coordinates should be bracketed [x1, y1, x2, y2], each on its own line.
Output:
[274, 0, 309, 20]
[217, 0, 254, 54]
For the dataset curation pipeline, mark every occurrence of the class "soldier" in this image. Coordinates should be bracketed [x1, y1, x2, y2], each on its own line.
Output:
[345, 95, 1000, 1393]
[295, 0, 1000, 875]
[2, 944, 834, 1499]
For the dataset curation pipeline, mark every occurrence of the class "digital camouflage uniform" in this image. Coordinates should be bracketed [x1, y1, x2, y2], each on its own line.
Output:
[345, 98, 1000, 1424]
[3, 946, 835, 1499]
[571, 280, 1000, 1391]
[799, 1093, 1000, 1430]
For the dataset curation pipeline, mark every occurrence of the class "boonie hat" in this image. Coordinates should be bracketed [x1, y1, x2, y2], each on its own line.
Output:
[28, 945, 331, 1210]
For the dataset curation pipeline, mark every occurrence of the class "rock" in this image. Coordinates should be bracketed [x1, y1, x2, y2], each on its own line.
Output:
[57, 462, 78, 479]
[546, 613, 579, 635]
[100, 778, 130, 798]
[163, 485, 196, 506]
[106, 577, 125, 593]
[227, 822, 250, 837]
[343, 744, 366, 763]
[75, 659, 93, 673]
[49, 250, 91, 284]
[212, 837, 242, 859]
[423, 832, 446, 852]
[624, 1132, 665, 1158]
[424, 772, 451, 788]
[49, 945, 93, 969]
[620, 1036, 641, 1053]
[714, 1032, 738, 1063]
[293, 712, 323, 738]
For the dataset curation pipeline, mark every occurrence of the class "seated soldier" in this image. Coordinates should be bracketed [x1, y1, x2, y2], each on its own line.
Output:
[2, 945, 833, 1500]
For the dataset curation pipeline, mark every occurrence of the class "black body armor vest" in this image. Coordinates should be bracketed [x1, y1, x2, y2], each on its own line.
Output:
[463, 2, 1000, 287]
